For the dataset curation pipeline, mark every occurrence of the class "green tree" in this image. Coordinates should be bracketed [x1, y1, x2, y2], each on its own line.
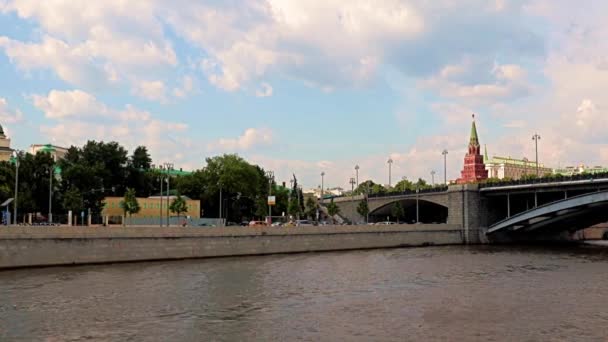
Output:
[62, 186, 84, 216]
[356, 200, 369, 222]
[327, 198, 340, 224]
[305, 196, 317, 220]
[391, 202, 405, 223]
[394, 178, 414, 192]
[131, 146, 152, 170]
[170, 194, 188, 224]
[120, 188, 140, 226]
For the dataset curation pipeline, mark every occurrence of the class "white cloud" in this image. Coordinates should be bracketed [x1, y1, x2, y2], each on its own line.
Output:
[32, 89, 106, 119]
[209, 128, 274, 152]
[32, 88, 190, 166]
[255, 82, 273, 97]
[132, 80, 167, 103]
[173, 76, 195, 98]
[0, 98, 24, 124]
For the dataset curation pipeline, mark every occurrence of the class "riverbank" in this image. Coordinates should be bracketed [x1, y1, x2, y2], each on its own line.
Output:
[0, 224, 463, 269]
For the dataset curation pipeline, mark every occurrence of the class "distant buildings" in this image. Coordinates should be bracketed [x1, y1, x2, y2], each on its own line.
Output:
[0, 123, 11, 162]
[484, 149, 552, 180]
[102, 196, 201, 219]
[554, 165, 608, 176]
[29, 144, 68, 161]
[304, 186, 344, 199]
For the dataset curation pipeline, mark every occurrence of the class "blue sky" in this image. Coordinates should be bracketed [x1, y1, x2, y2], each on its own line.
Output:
[1, 0, 607, 189]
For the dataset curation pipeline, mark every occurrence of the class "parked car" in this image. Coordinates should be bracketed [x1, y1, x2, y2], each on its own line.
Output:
[249, 220, 268, 227]
[375, 221, 397, 225]
[295, 220, 314, 227]
[271, 222, 283, 227]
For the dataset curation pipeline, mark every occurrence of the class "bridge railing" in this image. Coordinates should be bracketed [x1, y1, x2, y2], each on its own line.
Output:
[479, 172, 608, 189]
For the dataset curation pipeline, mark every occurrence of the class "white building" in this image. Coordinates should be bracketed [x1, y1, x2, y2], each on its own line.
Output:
[29, 144, 69, 161]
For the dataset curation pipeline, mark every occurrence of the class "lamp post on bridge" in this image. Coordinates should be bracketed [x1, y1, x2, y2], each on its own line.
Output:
[430, 170, 436, 186]
[387, 158, 393, 188]
[442, 150, 448, 185]
[158, 166, 164, 227]
[354, 165, 359, 187]
[532, 133, 541, 177]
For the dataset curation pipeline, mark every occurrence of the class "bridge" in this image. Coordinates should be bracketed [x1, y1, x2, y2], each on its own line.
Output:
[324, 177, 608, 243]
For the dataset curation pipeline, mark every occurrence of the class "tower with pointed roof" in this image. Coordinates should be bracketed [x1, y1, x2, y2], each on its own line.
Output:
[457, 114, 488, 184]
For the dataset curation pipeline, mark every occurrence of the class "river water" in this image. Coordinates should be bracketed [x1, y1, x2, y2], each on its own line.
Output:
[2, 245, 608, 341]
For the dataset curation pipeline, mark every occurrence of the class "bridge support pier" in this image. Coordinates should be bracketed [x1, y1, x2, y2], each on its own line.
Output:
[447, 184, 488, 244]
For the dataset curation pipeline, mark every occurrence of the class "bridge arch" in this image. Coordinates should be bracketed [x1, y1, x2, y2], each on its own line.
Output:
[488, 190, 608, 235]
[369, 198, 448, 224]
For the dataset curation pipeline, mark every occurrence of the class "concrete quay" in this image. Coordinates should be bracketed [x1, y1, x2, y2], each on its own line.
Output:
[0, 224, 463, 269]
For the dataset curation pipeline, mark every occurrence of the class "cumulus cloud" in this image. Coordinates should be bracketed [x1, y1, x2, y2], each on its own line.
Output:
[132, 80, 167, 103]
[33, 88, 189, 165]
[209, 128, 274, 152]
[0, 98, 24, 124]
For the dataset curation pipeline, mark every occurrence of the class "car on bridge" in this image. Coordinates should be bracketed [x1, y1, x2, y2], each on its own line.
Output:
[375, 221, 397, 225]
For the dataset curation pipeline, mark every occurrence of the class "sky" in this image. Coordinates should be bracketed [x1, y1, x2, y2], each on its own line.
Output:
[1, 0, 608, 190]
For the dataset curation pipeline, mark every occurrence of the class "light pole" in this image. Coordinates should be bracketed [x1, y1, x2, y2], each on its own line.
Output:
[442, 150, 448, 185]
[47, 165, 53, 224]
[266, 171, 274, 223]
[366, 182, 370, 223]
[12, 150, 20, 225]
[163, 162, 173, 226]
[416, 187, 420, 223]
[532, 133, 541, 177]
[349, 177, 356, 223]
[430, 170, 436, 186]
[158, 169, 164, 227]
[387, 158, 393, 187]
[320, 172, 325, 202]
[354, 165, 360, 187]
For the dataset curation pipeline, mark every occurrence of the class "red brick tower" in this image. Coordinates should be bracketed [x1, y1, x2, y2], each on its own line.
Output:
[457, 115, 488, 184]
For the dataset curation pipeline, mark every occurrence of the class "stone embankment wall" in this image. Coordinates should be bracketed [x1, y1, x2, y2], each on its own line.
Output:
[0, 224, 462, 269]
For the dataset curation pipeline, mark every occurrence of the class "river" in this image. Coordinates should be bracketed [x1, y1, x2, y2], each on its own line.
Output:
[1, 245, 608, 341]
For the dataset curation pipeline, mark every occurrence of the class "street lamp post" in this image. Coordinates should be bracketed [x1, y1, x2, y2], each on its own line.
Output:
[354, 165, 360, 187]
[349, 177, 356, 223]
[12, 151, 20, 225]
[416, 187, 420, 223]
[158, 170, 164, 227]
[532, 133, 541, 177]
[442, 150, 448, 185]
[266, 171, 274, 223]
[163, 163, 173, 226]
[320, 172, 325, 202]
[387, 158, 393, 187]
[430, 170, 436, 186]
[48, 165, 53, 224]
[366, 182, 370, 223]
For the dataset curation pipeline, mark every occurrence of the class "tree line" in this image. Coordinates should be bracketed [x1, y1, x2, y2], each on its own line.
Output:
[0, 140, 312, 223]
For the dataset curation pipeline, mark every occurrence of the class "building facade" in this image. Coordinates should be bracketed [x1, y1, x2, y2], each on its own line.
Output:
[29, 144, 69, 161]
[553, 165, 608, 176]
[0, 123, 12, 162]
[102, 196, 201, 219]
[457, 116, 488, 184]
[485, 154, 552, 180]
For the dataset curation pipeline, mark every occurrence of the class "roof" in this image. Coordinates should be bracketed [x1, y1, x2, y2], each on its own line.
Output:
[0, 122, 4, 136]
[469, 118, 479, 147]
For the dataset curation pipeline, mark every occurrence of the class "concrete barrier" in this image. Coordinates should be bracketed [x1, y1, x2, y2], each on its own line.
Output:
[0, 224, 463, 269]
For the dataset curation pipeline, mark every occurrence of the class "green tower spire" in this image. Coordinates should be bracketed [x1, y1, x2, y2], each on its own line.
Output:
[484, 144, 489, 162]
[469, 114, 479, 147]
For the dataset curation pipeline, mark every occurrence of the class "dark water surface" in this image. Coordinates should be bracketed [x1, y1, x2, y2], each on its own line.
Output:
[2, 245, 608, 341]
